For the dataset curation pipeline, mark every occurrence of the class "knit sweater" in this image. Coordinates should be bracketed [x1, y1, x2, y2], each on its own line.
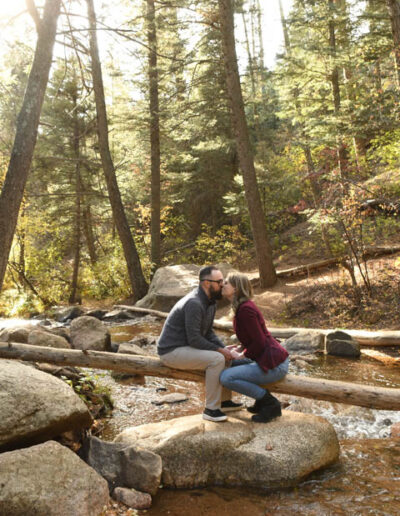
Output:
[157, 286, 224, 356]
[234, 299, 289, 372]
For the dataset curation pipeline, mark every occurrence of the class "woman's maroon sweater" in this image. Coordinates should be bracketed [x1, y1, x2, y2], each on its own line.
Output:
[233, 299, 289, 372]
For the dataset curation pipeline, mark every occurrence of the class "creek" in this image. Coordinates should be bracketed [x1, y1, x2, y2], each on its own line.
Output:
[98, 318, 400, 515]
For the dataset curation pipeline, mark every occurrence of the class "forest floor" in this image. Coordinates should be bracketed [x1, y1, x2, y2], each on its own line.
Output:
[217, 220, 400, 331]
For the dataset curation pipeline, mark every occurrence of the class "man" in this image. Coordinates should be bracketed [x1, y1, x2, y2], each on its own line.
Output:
[157, 265, 242, 422]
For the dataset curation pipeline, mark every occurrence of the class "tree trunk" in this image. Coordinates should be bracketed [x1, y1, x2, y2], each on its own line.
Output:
[82, 203, 97, 265]
[0, 0, 61, 293]
[328, 0, 348, 177]
[2, 342, 400, 410]
[386, 0, 400, 87]
[86, 0, 148, 300]
[147, 0, 161, 273]
[218, 0, 277, 287]
[255, 0, 265, 69]
[69, 81, 82, 304]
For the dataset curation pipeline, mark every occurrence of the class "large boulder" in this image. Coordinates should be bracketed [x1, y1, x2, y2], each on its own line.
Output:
[27, 329, 71, 349]
[0, 441, 109, 516]
[135, 264, 200, 311]
[135, 263, 236, 312]
[282, 331, 325, 355]
[326, 330, 360, 357]
[80, 435, 162, 495]
[0, 359, 92, 452]
[115, 410, 339, 489]
[70, 316, 111, 352]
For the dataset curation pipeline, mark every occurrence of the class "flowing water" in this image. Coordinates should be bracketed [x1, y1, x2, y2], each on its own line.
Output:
[102, 319, 400, 514]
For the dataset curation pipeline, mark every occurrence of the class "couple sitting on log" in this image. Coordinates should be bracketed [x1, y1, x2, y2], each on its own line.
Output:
[157, 265, 290, 423]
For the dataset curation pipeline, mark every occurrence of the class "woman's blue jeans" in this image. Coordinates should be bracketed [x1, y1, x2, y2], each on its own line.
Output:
[220, 357, 290, 400]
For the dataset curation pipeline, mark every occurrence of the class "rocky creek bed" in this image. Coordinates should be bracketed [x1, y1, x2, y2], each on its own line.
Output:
[1, 313, 400, 515]
[97, 319, 400, 515]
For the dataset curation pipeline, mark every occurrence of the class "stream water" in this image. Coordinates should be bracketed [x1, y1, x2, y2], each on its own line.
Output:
[100, 319, 400, 515]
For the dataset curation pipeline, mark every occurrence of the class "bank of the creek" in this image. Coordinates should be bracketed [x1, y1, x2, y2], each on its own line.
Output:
[97, 319, 400, 514]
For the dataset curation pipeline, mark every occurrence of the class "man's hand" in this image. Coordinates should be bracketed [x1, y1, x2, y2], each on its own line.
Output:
[218, 347, 234, 361]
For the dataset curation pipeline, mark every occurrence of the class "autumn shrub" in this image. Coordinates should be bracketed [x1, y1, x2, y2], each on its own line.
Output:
[193, 224, 251, 266]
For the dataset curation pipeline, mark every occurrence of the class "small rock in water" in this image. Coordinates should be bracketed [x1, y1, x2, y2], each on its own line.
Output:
[152, 393, 189, 405]
[382, 418, 392, 426]
[113, 487, 152, 510]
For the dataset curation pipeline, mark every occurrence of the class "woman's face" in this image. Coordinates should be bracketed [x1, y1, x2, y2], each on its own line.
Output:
[222, 279, 236, 302]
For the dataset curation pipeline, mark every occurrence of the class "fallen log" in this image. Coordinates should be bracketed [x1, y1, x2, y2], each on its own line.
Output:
[275, 245, 400, 278]
[1, 342, 399, 410]
[114, 305, 400, 346]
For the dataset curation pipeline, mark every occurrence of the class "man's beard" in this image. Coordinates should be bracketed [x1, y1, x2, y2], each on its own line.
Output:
[210, 289, 223, 301]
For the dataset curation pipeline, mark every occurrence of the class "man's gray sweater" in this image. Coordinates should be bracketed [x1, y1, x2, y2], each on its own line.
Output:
[157, 286, 224, 356]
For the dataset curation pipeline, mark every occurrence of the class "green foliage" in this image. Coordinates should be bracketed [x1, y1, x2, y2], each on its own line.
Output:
[193, 224, 251, 265]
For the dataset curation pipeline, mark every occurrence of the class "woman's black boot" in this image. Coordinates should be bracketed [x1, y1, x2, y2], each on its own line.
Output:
[251, 392, 282, 423]
[247, 390, 279, 414]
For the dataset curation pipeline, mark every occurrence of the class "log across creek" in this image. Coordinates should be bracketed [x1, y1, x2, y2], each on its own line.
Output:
[1, 342, 399, 411]
[114, 305, 400, 347]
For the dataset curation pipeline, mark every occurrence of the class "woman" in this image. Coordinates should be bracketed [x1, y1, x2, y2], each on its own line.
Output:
[220, 272, 289, 423]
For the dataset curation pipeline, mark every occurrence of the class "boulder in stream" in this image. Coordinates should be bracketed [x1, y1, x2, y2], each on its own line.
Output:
[27, 329, 71, 349]
[0, 359, 92, 452]
[0, 326, 31, 343]
[80, 435, 162, 495]
[70, 315, 111, 352]
[54, 306, 84, 323]
[282, 331, 325, 355]
[0, 440, 109, 516]
[326, 330, 360, 357]
[115, 410, 339, 490]
[112, 487, 152, 510]
[135, 263, 236, 312]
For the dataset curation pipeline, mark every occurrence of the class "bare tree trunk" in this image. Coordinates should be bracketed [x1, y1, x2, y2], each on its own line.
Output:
[218, 0, 277, 287]
[255, 0, 265, 69]
[386, 0, 400, 86]
[69, 81, 81, 304]
[0, 0, 61, 293]
[328, 0, 348, 177]
[82, 203, 97, 265]
[86, 0, 148, 300]
[241, 10, 260, 138]
[147, 0, 161, 273]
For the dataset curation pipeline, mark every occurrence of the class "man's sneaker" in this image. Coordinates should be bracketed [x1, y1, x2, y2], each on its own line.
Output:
[221, 400, 244, 412]
[202, 408, 227, 422]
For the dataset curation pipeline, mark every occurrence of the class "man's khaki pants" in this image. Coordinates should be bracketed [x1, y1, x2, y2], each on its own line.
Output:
[160, 347, 232, 410]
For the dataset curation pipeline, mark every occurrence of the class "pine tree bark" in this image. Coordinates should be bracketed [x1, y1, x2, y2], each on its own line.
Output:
[0, 0, 61, 293]
[82, 203, 97, 265]
[328, 0, 348, 177]
[386, 0, 400, 86]
[69, 81, 82, 304]
[218, 0, 276, 287]
[147, 0, 161, 273]
[86, 0, 148, 300]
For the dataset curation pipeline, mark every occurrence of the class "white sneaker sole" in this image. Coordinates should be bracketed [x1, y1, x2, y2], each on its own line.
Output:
[202, 414, 227, 422]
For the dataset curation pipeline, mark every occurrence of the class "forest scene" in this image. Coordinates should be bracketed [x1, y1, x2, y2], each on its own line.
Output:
[0, 0, 399, 326]
[1, 1, 400, 515]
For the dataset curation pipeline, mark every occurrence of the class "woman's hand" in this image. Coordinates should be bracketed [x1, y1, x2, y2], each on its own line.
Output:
[230, 349, 245, 359]
[225, 344, 243, 352]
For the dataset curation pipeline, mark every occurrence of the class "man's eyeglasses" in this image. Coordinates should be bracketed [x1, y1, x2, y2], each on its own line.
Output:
[203, 279, 224, 285]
